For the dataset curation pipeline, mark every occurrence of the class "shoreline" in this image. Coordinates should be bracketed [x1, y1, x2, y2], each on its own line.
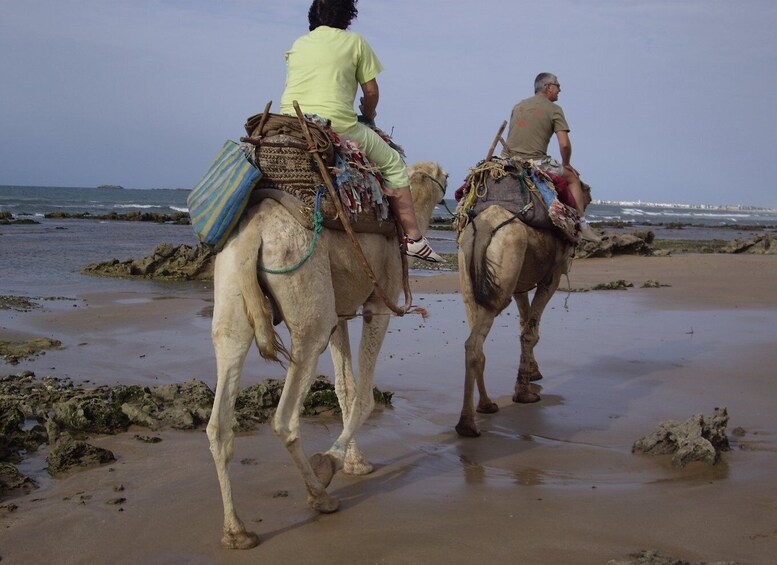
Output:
[2, 254, 777, 564]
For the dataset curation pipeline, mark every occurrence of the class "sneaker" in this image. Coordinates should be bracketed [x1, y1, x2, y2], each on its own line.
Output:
[578, 218, 602, 243]
[402, 235, 443, 262]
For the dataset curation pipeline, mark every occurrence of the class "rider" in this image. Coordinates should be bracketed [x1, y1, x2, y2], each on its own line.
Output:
[501, 72, 601, 242]
[280, 0, 442, 262]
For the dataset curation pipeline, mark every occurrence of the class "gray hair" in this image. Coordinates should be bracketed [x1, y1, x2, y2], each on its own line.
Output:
[534, 72, 558, 93]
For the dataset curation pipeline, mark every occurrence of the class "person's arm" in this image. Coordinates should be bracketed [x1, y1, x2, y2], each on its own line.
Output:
[359, 78, 379, 121]
[556, 130, 579, 177]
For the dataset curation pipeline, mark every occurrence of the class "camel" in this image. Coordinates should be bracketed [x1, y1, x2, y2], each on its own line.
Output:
[455, 200, 584, 438]
[206, 161, 447, 549]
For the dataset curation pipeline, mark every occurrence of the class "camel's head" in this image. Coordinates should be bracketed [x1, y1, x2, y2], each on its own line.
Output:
[408, 161, 448, 204]
[407, 161, 448, 232]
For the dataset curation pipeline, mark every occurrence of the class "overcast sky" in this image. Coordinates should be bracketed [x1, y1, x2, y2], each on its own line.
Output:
[1, 1, 775, 207]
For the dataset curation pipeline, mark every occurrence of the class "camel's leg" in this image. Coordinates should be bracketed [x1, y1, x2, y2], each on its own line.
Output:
[513, 275, 562, 403]
[323, 301, 390, 471]
[271, 304, 342, 513]
[515, 291, 543, 382]
[206, 251, 260, 550]
[329, 319, 374, 476]
[457, 296, 500, 437]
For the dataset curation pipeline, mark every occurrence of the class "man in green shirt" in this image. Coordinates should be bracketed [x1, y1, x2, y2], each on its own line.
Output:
[281, 0, 442, 261]
[503, 72, 601, 242]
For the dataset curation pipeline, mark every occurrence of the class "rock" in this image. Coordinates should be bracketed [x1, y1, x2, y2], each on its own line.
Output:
[2, 372, 393, 476]
[0, 400, 26, 461]
[150, 380, 214, 429]
[0, 338, 61, 365]
[723, 233, 777, 254]
[632, 407, 730, 467]
[81, 243, 214, 281]
[52, 395, 129, 435]
[608, 549, 741, 564]
[592, 280, 634, 291]
[46, 436, 116, 476]
[0, 463, 37, 497]
[575, 230, 655, 259]
[0, 295, 39, 311]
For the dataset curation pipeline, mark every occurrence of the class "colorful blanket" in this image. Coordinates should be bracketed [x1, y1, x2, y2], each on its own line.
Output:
[454, 157, 579, 243]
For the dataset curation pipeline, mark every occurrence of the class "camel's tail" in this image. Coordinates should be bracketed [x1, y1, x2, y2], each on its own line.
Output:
[237, 236, 290, 364]
[467, 217, 503, 313]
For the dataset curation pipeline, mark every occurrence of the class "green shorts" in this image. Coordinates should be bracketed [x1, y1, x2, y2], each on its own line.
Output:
[338, 122, 409, 189]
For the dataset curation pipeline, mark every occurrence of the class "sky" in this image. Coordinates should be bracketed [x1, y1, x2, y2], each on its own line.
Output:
[1, 0, 776, 207]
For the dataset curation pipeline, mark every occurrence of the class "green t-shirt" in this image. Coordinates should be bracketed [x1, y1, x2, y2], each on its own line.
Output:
[503, 94, 570, 160]
[280, 26, 384, 131]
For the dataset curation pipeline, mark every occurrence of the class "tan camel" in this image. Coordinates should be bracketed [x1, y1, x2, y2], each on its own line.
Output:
[455, 204, 577, 438]
[206, 161, 447, 549]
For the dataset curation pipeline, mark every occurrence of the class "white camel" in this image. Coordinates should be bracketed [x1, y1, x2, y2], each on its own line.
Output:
[455, 204, 580, 438]
[206, 161, 447, 549]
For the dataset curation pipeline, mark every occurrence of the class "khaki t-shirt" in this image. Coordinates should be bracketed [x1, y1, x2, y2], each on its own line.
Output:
[502, 94, 570, 160]
[280, 26, 384, 132]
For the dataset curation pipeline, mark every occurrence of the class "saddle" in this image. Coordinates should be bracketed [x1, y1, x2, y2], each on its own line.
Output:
[241, 110, 397, 235]
[454, 157, 580, 243]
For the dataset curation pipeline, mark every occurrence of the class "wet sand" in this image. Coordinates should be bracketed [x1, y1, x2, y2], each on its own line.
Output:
[2, 254, 777, 564]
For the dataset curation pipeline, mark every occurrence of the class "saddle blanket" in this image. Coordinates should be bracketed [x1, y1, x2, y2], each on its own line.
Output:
[454, 157, 579, 243]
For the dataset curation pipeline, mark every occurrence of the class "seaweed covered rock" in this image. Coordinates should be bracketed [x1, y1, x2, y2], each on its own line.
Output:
[81, 243, 214, 281]
[632, 407, 730, 467]
[148, 380, 215, 429]
[723, 233, 777, 254]
[0, 337, 62, 365]
[575, 230, 655, 259]
[52, 394, 129, 435]
[608, 549, 741, 565]
[2, 371, 393, 478]
[0, 462, 37, 497]
[46, 435, 116, 476]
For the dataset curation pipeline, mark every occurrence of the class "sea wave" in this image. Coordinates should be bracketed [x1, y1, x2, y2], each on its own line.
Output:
[621, 208, 752, 219]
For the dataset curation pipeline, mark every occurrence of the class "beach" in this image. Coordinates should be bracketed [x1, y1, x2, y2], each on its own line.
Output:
[2, 244, 777, 564]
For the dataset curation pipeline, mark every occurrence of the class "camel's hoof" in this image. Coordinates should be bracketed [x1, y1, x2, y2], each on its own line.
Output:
[512, 390, 541, 403]
[309, 492, 340, 514]
[310, 452, 339, 488]
[221, 530, 260, 550]
[344, 458, 374, 476]
[476, 401, 499, 414]
[455, 420, 481, 438]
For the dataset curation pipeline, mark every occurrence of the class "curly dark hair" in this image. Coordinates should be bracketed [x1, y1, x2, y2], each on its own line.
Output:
[308, 0, 358, 31]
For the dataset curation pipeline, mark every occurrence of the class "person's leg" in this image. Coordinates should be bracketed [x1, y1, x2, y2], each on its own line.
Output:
[562, 168, 586, 215]
[339, 123, 442, 261]
[387, 186, 420, 239]
[562, 168, 601, 242]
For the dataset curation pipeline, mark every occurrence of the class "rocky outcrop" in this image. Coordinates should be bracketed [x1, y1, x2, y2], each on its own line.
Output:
[575, 230, 655, 259]
[723, 233, 777, 254]
[0, 371, 393, 486]
[0, 462, 37, 496]
[44, 210, 189, 224]
[46, 435, 116, 476]
[608, 549, 740, 565]
[632, 407, 730, 467]
[0, 337, 62, 365]
[81, 243, 214, 281]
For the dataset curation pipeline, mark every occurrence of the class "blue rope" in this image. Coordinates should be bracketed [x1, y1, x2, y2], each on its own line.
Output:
[260, 187, 325, 274]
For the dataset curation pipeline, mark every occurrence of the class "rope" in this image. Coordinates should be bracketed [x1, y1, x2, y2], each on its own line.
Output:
[292, 101, 421, 318]
[260, 187, 325, 274]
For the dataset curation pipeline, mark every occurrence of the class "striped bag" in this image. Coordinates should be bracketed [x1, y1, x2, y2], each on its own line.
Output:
[188, 141, 262, 251]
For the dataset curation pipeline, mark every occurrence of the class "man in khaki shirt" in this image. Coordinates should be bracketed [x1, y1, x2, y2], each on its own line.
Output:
[503, 72, 600, 242]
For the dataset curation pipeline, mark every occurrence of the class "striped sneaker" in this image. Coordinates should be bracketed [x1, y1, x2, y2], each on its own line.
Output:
[402, 235, 443, 263]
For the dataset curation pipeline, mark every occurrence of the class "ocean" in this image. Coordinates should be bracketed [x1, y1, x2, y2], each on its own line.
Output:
[3, 185, 776, 228]
[2, 184, 776, 297]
